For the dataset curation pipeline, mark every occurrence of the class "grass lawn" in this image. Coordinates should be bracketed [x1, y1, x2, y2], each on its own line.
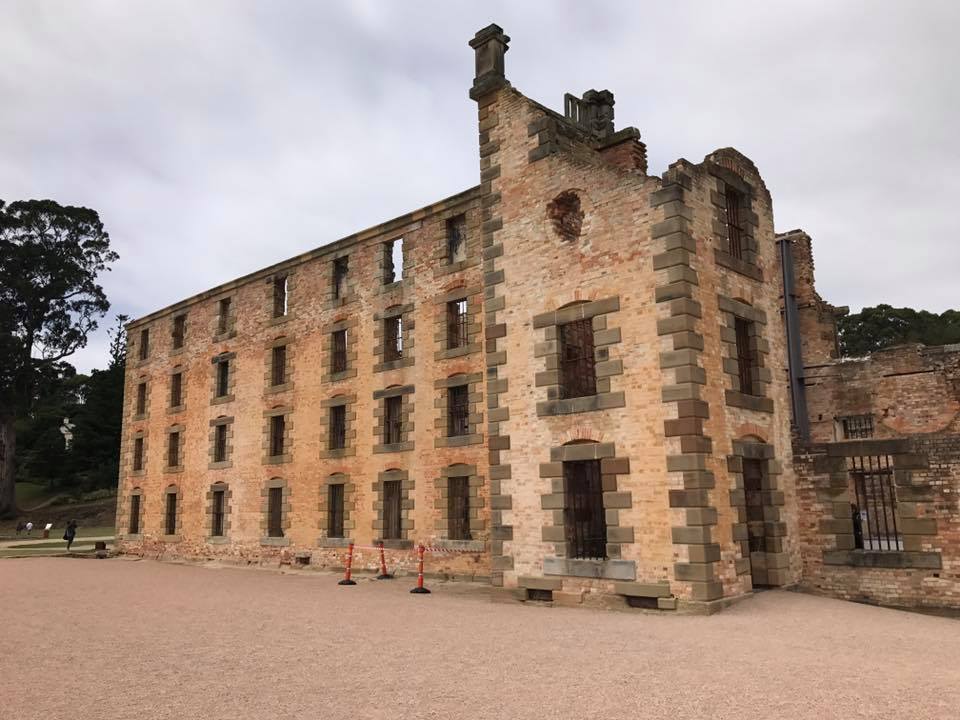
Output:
[14, 482, 61, 508]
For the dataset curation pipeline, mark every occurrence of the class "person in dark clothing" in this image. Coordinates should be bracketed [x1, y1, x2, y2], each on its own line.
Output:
[64, 520, 78, 552]
[15, 521, 25, 536]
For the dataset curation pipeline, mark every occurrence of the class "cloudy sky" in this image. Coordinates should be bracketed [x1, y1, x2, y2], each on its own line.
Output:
[3, 1, 958, 372]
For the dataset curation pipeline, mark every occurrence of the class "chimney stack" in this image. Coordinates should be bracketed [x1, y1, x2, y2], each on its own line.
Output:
[469, 24, 510, 101]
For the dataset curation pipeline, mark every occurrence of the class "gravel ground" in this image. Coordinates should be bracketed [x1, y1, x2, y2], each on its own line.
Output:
[2, 558, 958, 720]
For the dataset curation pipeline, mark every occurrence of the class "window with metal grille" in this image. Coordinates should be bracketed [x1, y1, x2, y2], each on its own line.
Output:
[383, 238, 403, 284]
[167, 432, 180, 468]
[743, 458, 767, 553]
[447, 476, 471, 540]
[842, 415, 874, 439]
[328, 484, 345, 538]
[447, 385, 470, 437]
[725, 187, 744, 259]
[170, 372, 182, 407]
[447, 299, 468, 349]
[383, 396, 403, 445]
[139, 329, 150, 360]
[734, 318, 756, 395]
[382, 480, 402, 539]
[132, 438, 144, 471]
[129, 495, 141, 534]
[271, 345, 287, 386]
[211, 489, 225, 537]
[269, 415, 285, 457]
[849, 455, 902, 551]
[216, 360, 230, 397]
[164, 492, 177, 535]
[331, 329, 348, 373]
[563, 459, 606, 559]
[332, 256, 349, 298]
[272, 276, 288, 317]
[214, 424, 228, 463]
[446, 214, 467, 263]
[329, 405, 347, 450]
[384, 315, 403, 362]
[558, 318, 596, 399]
[267, 486, 284, 537]
[136, 382, 146, 415]
[217, 298, 231, 335]
[172, 314, 186, 349]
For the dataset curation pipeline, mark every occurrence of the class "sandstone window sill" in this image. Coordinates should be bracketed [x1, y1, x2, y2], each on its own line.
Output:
[435, 343, 481, 361]
[543, 556, 636, 581]
[373, 442, 414, 454]
[536, 391, 626, 417]
[267, 314, 292, 326]
[260, 537, 290, 547]
[317, 537, 352, 548]
[377, 539, 413, 550]
[160, 534, 181, 543]
[167, 405, 186, 415]
[714, 249, 763, 282]
[432, 539, 485, 553]
[212, 330, 237, 343]
[164, 466, 184, 474]
[374, 358, 415, 373]
[725, 390, 774, 413]
[206, 536, 230, 545]
[327, 369, 357, 382]
[211, 394, 235, 406]
[823, 550, 942, 570]
[265, 382, 294, 395]
[435, 434, 483, 448]
[129, 469, 145, 477]
[125, 533, 143, 541]
[263, 454, 292, 465]
[208, 460, 233, 470]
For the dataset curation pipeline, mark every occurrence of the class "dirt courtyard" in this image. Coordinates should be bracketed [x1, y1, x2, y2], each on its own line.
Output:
[2, 559, 958, 720]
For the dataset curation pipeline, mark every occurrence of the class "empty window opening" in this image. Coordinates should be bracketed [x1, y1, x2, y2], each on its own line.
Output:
[625, 596, 659, 609]
[271, 345, 287, 386]
[167, 432, 180, 468]
[132, 437, 144, 471]
[216, 360, 230, 397]
[384, 315, 403, 362]
[269, 415, 286, 457]
[563, 459, 606, 559]
[172, 315, 186, 349]
[333, 256, 349, 299]
[526, 589, 553, 602]
[328, 483, 345, 538]
[383, 238, 404, 284]
[213, 424, 228, 463]
[135, 382, 147, 415]
[139, 329, 150, 360]
[211, 488, 226, 537]
[217, 298, 232, 335]
[734, 318, 756, 396]
[841, 415, 874, 440]
[743, 458, 767, 554]
[849, 455, 901, 551]
[267, 486, 284, 538]
[725, 187, 744, 259]
[382, 480, 402, 540]
[129, 495, 141, 534]
[164, 492, 177, 535]
[558, 318, 597, 399]
[448, 476, 471, 541]
[273, 276, 288, 317]
[383, 396, 403, 445]
[329, 405, 347, 450]
[446, 215, 467, 263]
[447, 299, 469, 349]
[331, 329, 348, 373]
[170, 372, 183, 407]
[447, 385, 470, 437]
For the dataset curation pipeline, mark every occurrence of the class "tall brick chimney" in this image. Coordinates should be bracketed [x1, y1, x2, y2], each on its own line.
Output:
[469, 24, 510, 100]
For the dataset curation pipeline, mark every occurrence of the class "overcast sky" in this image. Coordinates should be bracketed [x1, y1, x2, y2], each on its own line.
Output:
[3, 1, 958, 373]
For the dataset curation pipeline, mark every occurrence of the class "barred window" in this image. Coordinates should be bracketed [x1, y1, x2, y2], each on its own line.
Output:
[447, 385, 470, 437]
[129, 494, 141, 534]
[139, 329, 150, 360]
[382, 480, 402, 540]
[167, 432, 180, 468]
[849, 455, 901, 551]
[446, 214, 467, 263]
[333, 256, 349, 299]
[132, 437, 144, 471]
[172, 314, 186, 349]
[384, 396, 403, 445]
[164, 492, 177, 535]
[170, 372, 183, 407]
[271, 345, 287, 386]
[136, 382, 147, 415]
[558, 318, 596, 399]
[842, 415, 874, 439]
[447, 476, 471, 540]
[329, 405, 347, 450]
[725, 187, 744, 259]
[211, 488, 225, 537]
[447, 299, 468, 349]
[331, 330, 348, 373]
[214, 424, 228, 463]
[216, 360, 230, 397]
[328, 483, 345, 538]
[267, 486, 283, 538]
[563, 459, 605, 559]
[217, 298, 231, 335]
[384, 315, 403, 362]
[272, 276, 288, 317]
[734, 318, 756, 395]
[269, 415, 285, 457]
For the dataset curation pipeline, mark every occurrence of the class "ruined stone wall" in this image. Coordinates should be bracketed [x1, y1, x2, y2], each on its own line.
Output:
[116, 188, 493, 579]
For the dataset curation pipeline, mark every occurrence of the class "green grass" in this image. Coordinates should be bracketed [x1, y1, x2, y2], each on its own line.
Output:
[0, 524, 116, 541]
[6, 538, 113, 549]
[14, 482, 60, 507]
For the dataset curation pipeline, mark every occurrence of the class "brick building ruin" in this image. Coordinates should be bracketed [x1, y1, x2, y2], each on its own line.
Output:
[115, 25, 960, 613]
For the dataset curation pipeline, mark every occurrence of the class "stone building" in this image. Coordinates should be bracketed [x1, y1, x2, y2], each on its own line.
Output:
[116, 24, 959, 612]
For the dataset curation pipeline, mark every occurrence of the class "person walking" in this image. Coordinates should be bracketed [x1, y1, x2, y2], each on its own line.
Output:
[64, 520, 78, 552]
[15, 520, 25, 536]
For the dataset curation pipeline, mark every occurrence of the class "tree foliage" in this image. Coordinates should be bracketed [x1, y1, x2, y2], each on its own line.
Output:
[838, 304, 960, 357]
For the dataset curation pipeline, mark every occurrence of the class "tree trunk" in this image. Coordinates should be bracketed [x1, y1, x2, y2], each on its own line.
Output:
[0, 415, 17, 519]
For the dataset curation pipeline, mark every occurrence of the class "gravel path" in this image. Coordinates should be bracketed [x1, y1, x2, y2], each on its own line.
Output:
[2, 558, 958, 720]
